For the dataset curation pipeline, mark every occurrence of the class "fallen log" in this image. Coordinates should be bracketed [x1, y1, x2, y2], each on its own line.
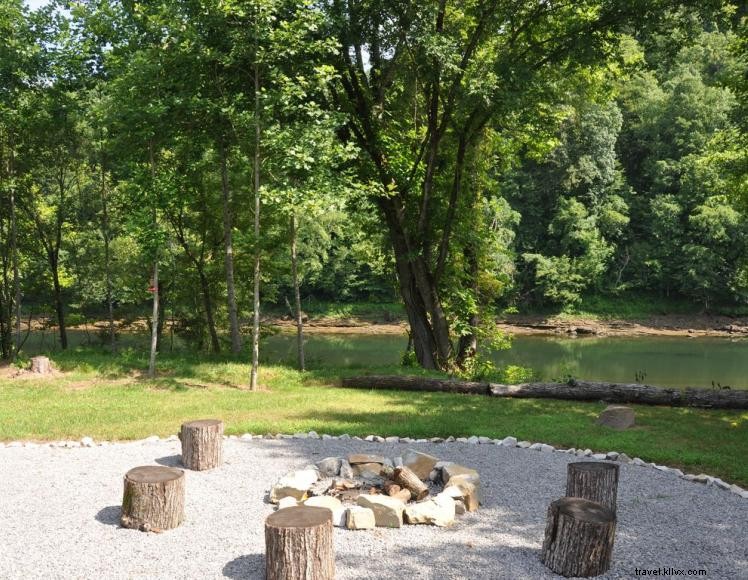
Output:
[489, 381, 748, 409]
[341, 375, 489, 395]
[339, 375, 748, 409]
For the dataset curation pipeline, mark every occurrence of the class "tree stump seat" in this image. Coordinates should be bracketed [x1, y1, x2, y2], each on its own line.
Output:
[567, 461, 619, 513]
[180, 419, 223, 471]
[541, 497, 616, 577]
[30, 356, 52, 374]
[121, 466, 185, 532]
[265, 506, 334, 580]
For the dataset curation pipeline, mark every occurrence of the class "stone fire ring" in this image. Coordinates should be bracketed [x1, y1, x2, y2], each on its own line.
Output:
[269, 450, 480, 529]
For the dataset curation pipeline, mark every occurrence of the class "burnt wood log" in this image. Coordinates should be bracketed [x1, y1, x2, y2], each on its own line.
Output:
[391, 489, 412, 503]
[121, 466, 185, 532]
[566, 462, 619, 514]
[180, 419, 223, 471]
[393, 466, 429, 500]
[541, 497, 616, 577]
[265, 506, 334, 580]
[382, 481, 402, 496]
[339, 375, 748, 409]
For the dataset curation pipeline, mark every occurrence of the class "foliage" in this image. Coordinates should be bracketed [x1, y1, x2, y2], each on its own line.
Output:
[0, 1, 746, 368]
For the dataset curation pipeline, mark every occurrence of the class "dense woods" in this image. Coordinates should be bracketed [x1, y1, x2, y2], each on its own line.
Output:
[0, 0, 746, 373]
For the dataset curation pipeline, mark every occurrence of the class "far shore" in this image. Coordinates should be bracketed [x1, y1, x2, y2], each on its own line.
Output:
[272, 313, 748, 338]
[14, 312, 748, 339]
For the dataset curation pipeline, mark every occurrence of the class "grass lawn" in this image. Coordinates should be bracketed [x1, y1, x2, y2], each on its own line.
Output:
[1, 348, 746, 486]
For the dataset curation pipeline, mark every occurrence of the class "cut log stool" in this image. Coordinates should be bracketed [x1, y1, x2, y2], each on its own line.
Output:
[567, 461, 619, 513]
[265, 506, 334, 580]
[180, 419, 223, 471]
[541, 497, 616, 577]
[121, 466, 185, 532]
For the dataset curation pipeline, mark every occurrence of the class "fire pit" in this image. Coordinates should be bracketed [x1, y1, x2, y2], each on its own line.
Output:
[269, 449, 480, 529]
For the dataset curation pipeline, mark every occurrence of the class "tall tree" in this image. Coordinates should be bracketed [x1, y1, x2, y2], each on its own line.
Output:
[325, 0, 678, 368]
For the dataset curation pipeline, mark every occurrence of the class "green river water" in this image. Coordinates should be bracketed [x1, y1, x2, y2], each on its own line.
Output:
[260, 333, 748, 390]
[22, 329, 748, 389]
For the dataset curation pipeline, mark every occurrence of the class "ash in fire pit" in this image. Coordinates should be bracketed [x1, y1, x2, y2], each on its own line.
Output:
[269, 449, 480, 529]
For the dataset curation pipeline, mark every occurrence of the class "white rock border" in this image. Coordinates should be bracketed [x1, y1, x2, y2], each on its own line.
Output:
[2, 430, 745, 499]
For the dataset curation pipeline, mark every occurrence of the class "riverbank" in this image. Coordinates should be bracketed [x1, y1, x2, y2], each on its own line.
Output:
[270, 312, 748, 338]
[496, 313, 748, 338]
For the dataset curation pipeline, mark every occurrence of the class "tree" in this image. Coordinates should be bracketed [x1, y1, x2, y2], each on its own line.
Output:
[324, 0, 674, 368]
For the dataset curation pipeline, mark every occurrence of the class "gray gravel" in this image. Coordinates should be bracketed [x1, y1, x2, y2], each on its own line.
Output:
[1, 438, 746, 579]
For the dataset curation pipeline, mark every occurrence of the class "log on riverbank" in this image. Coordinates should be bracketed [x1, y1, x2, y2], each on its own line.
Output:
[340, 376, 748, 409]
[341, 375, 490, 395]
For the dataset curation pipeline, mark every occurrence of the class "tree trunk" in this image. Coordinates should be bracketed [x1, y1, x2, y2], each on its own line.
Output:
[265, 506, 335, 580]
[541, 497, 616, 578]
[249, 49, 261, 392]
[148, 260, 159, 378]
[290, 212, 305, 371]
[100, 163, 116, 352]
[9, 154, 21, 361]
[148, 142, 160, 377]
[197, 266, 220, 353]
[393, 466, 429, 500]
[457, 241, 479, 365]
[378, 196, 453, 369]
[566, 462, 619, 514]
[220, 143, 242, 355]
[121, 466, 185, 532]
[0, 211, 12, 360]
[180, 419, 223, 471]
[50, 258, 68, 350]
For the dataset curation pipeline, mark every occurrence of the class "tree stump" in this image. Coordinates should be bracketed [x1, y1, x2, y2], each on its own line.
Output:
[382, 481, 401, 496]
[566, 461, 619, 513]
[541, 497, 616, 578]
[180, 419, 223, 471]
[393, 466, 429, 500]
[30, 356, 52, 374]
[121, 466, 185, 532]
[265, 506, 334, 580]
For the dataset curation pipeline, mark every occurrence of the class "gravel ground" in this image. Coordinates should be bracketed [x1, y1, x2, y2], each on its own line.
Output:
[1, 437, 746, 580]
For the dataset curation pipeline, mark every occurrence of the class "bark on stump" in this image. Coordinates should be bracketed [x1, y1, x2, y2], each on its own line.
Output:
[30, 356, 52, 374]
[566, 461, 619, 513]
[393, 466, 429, 500]
[121, 466, 185, 532]
[265, 506, 334, 580]
[541, 497, 616, 578]
[180, 419, 223, 471]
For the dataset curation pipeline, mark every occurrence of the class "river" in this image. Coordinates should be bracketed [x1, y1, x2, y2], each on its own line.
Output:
[261, 333, 748, 390]
[19, 328, 748, 389]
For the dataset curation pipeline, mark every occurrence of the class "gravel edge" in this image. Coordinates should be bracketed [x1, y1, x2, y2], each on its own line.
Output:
[3, 431, 745, 499]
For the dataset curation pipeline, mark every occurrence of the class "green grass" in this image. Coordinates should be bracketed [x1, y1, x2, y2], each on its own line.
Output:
[1, 348, 746, 486]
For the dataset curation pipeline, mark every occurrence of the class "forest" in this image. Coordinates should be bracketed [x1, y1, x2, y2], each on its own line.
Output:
[1, 0, 747, 376]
